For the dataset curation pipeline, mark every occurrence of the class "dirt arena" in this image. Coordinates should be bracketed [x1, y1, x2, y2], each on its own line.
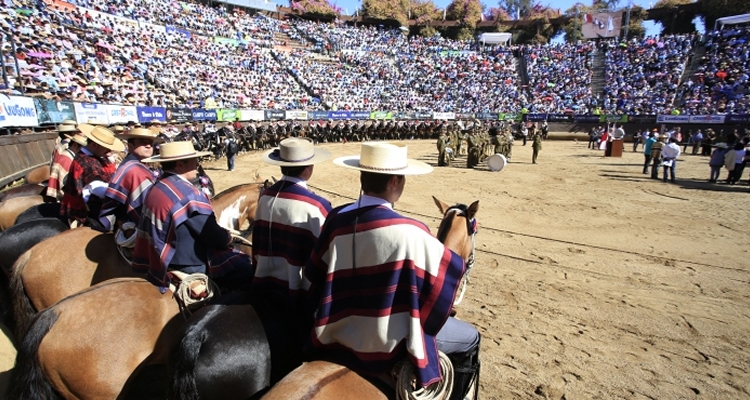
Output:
[1, 137, 749, 398]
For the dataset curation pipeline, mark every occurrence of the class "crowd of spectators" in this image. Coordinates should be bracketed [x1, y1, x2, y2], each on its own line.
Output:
[602, 34, 694, 115]
[523, 42, 595, 114]
[2, 0, 749, 116]
[678, 26, 750, 115]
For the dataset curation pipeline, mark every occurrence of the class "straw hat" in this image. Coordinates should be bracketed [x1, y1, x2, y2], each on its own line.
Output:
[333, 142, 433, 175]
[60, 119, 77, 126]
[66, 132, 88, 146]
[58, 124, 79, 133]
[262, 138, 331, 167]
[84, 127, 125, 152]
[117, 127, 164, 143]
[141, 141, 211, 163]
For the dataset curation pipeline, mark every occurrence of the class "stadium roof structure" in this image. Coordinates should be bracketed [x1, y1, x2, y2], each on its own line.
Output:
[478, 32, 512, 45]
[714, 13, 750, 30]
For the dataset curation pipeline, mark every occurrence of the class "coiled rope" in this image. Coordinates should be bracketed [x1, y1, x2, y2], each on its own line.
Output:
[395, 351, 453, 400]
[169, 270, 221, 318]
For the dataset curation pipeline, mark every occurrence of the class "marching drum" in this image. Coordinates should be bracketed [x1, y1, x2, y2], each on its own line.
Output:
[487, 154, 507, 172]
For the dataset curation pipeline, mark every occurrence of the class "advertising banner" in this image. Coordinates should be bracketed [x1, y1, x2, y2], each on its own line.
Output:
[370, 111, 393, 120]
[308, 111, 329, 120]
[546, 113, 573, 122]
[725, 114, 750, 124]
[413, 112, 432, 119]
[524, 113, 547, 122]
[476, 113, 499, 120]
[329, 111, 351, 120]
[34, 99, 75, 124]
[217, 109, 239, 122]
[574, 115, 601, 123]
[432, 112, 455, 120]
[455, 113, 474, 120]
[626, 115, 657, 124]
[74, 102, 109, 124]
[656, 115, 690, 124]
[350, 111, 371, 120]
[0, 95, 38, 127]
[166, 108, 192, 123]
[582, 11, 623, 39]
[599, 114, 628, 123]
[192, 109, 217, 121]
[498, 113, 521, 121]
[264, 110, 286, 120]
[240, 109, 265, 121]
[106, 105, 138, 124]
[136, 106, 166, 123]
[285, 110, 309, 120]
[687, 115, 726, 124]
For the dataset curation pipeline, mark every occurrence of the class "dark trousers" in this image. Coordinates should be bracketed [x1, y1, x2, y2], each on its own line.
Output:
[651, 158, 661, 179]
[729, 163, 746, 184]
[643, 154, 652, 173]
[633, 138, 640, 152]
[227, 153, 236, 171]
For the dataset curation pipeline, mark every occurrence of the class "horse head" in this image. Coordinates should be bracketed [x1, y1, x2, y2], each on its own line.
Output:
[433, 196, 478, 268]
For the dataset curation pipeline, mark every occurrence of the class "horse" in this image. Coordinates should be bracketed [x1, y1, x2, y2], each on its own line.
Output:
[10, 181, 267, 338]
[171, 197, 479, 400]
[0, 184, 46, 203]
[0, 195, 45, 231]
[7, 278, 184, 400]
[24, 166, 50, 185]
[0, 218, 69, 331]
[14, 203, 62, 226]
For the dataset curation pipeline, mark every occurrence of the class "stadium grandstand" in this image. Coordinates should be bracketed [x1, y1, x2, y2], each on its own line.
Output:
[0, 0, 748, 132]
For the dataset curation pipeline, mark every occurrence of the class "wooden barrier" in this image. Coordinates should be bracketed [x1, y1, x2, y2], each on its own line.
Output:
[0, 133, 57, 188]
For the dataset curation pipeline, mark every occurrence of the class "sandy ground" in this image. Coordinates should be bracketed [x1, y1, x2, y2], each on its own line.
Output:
[2, 136, 749, 398]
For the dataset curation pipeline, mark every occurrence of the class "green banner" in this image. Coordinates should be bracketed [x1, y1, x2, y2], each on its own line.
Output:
[370, 111, 393, 120]
[218, 109, 239, 121]
[498, 113, 521, 121]
[599, 114, 628, 123]
[213, 36, 240, 46]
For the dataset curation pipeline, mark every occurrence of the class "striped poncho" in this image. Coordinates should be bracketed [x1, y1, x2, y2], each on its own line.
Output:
[305, 201, 465, 387]
[133, 173, 242, 290]
[99, 153, 155, 232]
[252, 178, 331, 305]
[46, 148, 75, 201]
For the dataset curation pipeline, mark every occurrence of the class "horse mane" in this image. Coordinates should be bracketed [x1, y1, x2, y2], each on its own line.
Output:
[436, 203, 468, 243]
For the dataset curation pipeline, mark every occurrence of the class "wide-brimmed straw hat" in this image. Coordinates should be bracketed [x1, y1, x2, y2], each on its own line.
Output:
[58, 124, 80, 133]
[84, 127, 125, 152]
[262, 137, 331, 166]
[117, 127, 164, 143]
[60, 119, 77, 126]
[66, 132, 88, 146]
[141, 141, 211, 163]
[333, 142, 433, 175]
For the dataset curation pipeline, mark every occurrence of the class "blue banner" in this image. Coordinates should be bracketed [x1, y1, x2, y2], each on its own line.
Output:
[264, 110, 286, 120]
[308, 111, 329, 120]
[329, 111, 351, 120]
[350, 111, 371, 119]
[546, 113, 573, 122]
[725, 114, 750, 124]
[136, 107, 166, 123]
[165, 25, 191, 38]
[574, 115, 601, 123]
[627, 115, 657, 124]
[192, 109, 217, 121]
[524, 113, 547, 122]
[476, 112, 499, 120]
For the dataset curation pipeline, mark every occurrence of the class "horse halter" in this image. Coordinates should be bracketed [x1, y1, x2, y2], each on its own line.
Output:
[444, 205, 477, 270]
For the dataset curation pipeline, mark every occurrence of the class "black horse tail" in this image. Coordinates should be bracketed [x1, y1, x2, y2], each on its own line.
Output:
[10, 250, 37, 339]
[6, 307, 60, 400]
[169, 313, 210, 400]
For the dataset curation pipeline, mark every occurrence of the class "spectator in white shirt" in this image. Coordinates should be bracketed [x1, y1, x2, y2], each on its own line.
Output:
[661, 137, 682, 183]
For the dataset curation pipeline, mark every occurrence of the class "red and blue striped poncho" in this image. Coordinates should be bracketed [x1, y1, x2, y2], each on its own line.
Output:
[133, 173, 240, 290]
[304, 203, 465, 388]
[252, 178, 331, 305]
[99, 153, 156, 231]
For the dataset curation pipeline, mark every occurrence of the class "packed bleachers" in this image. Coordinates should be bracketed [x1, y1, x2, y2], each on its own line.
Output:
[1, 0, 749, 117]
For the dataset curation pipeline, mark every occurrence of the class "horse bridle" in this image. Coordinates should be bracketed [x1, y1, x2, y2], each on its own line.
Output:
[444, 205, 477, 306]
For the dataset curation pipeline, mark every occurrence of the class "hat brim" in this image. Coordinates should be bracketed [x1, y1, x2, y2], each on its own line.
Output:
[83, 131, 125, 152]
[333, 156, 433, 175]
[118, 133, 165, 144]
[141, 151, 212, 163]
[262, 148, 331, 166]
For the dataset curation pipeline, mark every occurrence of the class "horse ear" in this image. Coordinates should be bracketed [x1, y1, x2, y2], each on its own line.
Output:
[272, 176, 278, 183]
[432, 196, 450, 215]
[466, 200, 479, 220]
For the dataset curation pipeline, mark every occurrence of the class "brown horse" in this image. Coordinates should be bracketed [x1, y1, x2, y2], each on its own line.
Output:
[10, 182, 267, 338]
[261, 196, 479, 400]
[0, 195, 45, 231]
[24, 165, 50, 185]
[212, 181, 266, 233]
[7, 278, 183, 400]
[0, 184, 46, 203]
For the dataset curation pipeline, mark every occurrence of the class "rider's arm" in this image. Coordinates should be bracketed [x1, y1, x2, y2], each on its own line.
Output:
[184, 213, 232, 249]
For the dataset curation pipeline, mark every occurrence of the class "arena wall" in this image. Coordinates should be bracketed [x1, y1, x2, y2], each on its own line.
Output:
[0, 133, 56, 188]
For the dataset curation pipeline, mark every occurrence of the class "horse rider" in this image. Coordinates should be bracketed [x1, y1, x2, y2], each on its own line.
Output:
[46, 124, 87, 202]
[98, 128, 163, 234]
[305, 142, 481, 400]
[133, 141, 253, 293]
[60, 126, 124, 228]
[252, 137, 332, 319]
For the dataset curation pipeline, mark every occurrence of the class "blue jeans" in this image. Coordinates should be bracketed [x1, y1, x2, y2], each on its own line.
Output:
[227, 153, 236, 171]
[436, 316, 480, 354]
[662, 159, 676, 182]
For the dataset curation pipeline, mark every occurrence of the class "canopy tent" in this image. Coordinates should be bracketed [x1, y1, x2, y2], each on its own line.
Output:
[478, 32, 512, 45]
[714, 13, 750, 30]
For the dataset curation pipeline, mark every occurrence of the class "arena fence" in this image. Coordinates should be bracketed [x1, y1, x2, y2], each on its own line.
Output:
[0, 132, 56, 188]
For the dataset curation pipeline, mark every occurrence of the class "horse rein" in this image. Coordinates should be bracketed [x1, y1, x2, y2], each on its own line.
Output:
[444, 205, 477, 306]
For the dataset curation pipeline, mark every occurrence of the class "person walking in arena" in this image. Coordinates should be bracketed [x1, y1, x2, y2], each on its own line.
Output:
[532, 130, 542, 164]
[642, 130, 658, 174]
[133, 141, 252, 293]
[305, 142, 480, 400]
[252, 137, 332, 312]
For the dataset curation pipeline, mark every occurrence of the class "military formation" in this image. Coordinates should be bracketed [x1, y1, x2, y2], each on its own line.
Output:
[437, 120, 518, 169]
